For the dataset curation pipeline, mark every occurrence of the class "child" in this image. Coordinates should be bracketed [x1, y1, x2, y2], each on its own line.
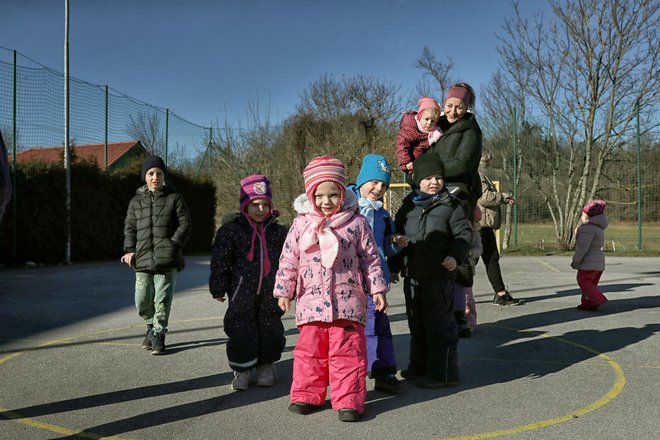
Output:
[571, 199, 608, 311]
[348, 154, 409, 393]
[274, 156, 388, 422]
[395, 96, 442, 173]
[121, 154, 191, 355]
[456, 206, 483, 337]
[390, 153, 472, 388]
[209, 175, 288, 391]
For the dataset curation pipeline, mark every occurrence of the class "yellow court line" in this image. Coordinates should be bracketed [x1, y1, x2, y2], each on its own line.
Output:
[533, 257, 562, 272]
[0, 405, 133, 439]
[1, 319, 626, 440]
[440, 327, 626, 440]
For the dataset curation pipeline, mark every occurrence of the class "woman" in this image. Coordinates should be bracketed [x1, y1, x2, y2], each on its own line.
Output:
[428, 83, 483, 216]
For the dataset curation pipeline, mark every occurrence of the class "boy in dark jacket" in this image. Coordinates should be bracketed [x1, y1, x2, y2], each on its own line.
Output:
[390, 153, 472, 388]
[121, 155, 191, 355]
[209, 175, 288, 391]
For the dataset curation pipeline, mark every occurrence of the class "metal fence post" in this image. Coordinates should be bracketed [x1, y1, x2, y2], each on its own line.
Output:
[635, 101, 642, 250]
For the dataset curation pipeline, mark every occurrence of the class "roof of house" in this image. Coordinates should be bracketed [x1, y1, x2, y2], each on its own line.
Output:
[13, 141, 145, 170]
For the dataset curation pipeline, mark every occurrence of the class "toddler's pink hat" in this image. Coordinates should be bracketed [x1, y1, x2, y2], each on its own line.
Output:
[582, 199, 606, 217]
[303, 156, 346, 205]
[416, 96, 441, 121]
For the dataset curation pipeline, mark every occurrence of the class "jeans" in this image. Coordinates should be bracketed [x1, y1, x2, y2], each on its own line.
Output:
[479, 227, 506, 293]
[135, 270, 177, 335]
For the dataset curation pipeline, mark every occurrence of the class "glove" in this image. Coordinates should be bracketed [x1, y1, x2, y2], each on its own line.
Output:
[570, 261, 578, 269]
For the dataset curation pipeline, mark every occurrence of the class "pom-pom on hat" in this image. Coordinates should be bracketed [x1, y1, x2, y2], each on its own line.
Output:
[416, 96, 441, 121]
[141, 154, 166, 180]
[239, 174, 273, 212]
[445, 85, 472, 107]
[303, 156, 347, 201]
[582, 199, 606, 217]
[413, 153, 445, 185]
[356, 154, 391, 189]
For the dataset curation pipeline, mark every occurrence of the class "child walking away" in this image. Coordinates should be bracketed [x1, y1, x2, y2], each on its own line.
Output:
[209, 175, 288, 391]
[571, 199, 608, 311]
[275, 156, 388, 422]
[121, 155, 191, 355]
[348, 154, 409, 393]
[390, 153, 472, 388]
[396, 96, 442, 174]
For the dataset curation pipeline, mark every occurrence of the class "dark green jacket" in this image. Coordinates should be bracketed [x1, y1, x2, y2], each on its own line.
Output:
[430, 112, 483, 200]
[123, 182, 191, 272]
[390, 189, 472, 280]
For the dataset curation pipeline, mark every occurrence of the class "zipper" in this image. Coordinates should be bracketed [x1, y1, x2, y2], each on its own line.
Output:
[230, 276, 243, 302]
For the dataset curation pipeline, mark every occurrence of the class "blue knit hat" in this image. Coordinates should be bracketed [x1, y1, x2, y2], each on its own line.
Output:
[356, 154, 392, 188]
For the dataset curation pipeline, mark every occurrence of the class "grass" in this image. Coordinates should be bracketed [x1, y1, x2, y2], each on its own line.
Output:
[500, 223, 660, 256]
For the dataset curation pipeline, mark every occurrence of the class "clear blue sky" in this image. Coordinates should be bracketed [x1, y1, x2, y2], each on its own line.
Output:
[1, 0, 552, 129]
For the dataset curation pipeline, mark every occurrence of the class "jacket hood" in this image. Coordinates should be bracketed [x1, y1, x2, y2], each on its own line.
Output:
[293, 189, 359, 215]
[587, 213, 608, 229]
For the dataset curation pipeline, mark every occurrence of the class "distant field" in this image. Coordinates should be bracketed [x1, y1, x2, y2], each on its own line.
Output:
[501, 223, 660, 256]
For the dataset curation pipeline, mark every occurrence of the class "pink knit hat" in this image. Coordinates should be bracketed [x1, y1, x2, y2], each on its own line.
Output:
[582, 199, 606, 217]
[303, 156, 346, 211]
[239, 174, 273, 212]
[445, 86, 472, 106]
[416, 96, 441, 121]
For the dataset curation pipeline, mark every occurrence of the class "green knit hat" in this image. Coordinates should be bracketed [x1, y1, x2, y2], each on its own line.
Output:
[413, 153, 445, 185]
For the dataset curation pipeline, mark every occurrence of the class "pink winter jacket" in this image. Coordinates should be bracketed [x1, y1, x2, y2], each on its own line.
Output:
[274, 191, 388, 326]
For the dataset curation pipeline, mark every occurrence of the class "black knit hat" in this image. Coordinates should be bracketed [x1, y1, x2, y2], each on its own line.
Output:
[141, 155, 166, 180]
[413, 153, 445, 185]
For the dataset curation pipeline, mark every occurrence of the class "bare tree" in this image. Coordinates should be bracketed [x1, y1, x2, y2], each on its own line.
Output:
[496, 0, 658, 249]
[414, 46, 455, 101]
[126, 111, 165, 156]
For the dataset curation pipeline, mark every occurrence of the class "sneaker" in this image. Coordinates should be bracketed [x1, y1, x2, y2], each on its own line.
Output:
[141, 325, 153, 349]
[255, 363, 275, 387]
[231, 371, 251, 391]
[151, 333, 165, 355]
[416, 376, 460, 389]
[338, 408, 360, 422]
[400, 369, 423, 380]
[288, 402, 323, 415]
[374, 374, 401, 393]
[493, 291, 526, 306]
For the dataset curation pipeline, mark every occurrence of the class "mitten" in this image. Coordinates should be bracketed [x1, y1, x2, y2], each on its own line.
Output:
[428, 129, 442, 145]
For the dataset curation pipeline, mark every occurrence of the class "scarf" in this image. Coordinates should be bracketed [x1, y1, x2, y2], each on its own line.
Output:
[357, 197, 383, 231]
[415, 118, 442, 144]
[245, 215, 271, 276]
[300, 206, 357, 268]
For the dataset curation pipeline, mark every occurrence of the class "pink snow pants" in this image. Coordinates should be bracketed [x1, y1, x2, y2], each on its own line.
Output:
[290, 320, 367, 413]
[577, 270, 608, 308]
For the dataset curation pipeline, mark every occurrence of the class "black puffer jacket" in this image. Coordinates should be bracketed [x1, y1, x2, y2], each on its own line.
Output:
[123, 182, 191, 272]
[429, 112, 483, 200]
[390, 189, 472, 280]
[209, 212, 288, 300]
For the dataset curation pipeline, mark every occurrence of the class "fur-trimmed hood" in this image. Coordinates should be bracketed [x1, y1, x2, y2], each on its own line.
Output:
[292, 189, 359, 215]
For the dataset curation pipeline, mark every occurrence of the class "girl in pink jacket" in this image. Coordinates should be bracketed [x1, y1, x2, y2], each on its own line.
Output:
[274, 156, 388, 423]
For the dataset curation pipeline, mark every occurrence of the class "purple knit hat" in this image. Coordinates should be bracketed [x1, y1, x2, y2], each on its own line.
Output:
[239, 175, 273, 212]
[582, 199, 606, 217]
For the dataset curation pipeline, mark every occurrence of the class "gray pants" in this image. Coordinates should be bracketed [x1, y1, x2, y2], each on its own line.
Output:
[135, 270, 177, 335]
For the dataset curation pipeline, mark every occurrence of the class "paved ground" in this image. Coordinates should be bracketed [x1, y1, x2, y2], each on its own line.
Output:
[0, 255, 658, 440]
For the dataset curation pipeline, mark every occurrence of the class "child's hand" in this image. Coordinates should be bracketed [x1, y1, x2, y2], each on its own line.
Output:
[392, 234, 409, 248]
[390, 273, 400, 283]
[372, 293, 388, 313]
[405, 162, 414, 171]
[278, 297, 291, 312]
[215, 296, 226, 302]
[120, 252, 135, 267]
[441, 256, 457, 271]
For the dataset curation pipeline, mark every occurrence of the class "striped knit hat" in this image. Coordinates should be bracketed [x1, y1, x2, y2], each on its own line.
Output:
[303, 156, 347, 212]
[239, 174, 273, 212]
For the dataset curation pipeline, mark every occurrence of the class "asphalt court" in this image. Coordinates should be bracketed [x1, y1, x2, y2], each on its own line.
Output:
[0, 255, 658, 440]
